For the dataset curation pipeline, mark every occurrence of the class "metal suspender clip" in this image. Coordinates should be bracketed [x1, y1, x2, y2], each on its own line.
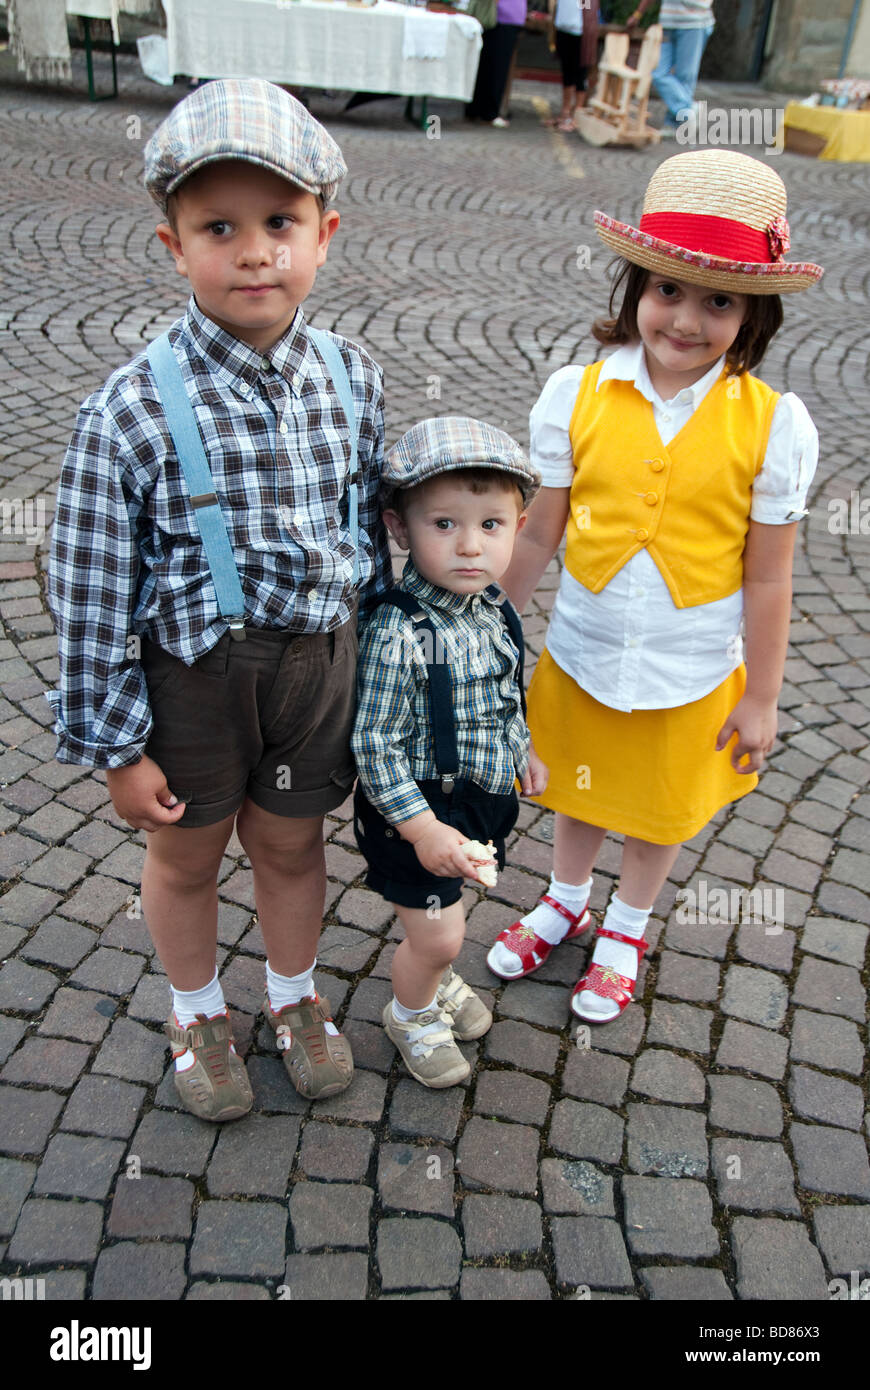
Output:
[441, 774, 456, 795]
[227, 617, 246, 641]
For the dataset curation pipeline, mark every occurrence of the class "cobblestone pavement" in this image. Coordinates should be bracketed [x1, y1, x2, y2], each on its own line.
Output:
[0, 50, 868, 1305]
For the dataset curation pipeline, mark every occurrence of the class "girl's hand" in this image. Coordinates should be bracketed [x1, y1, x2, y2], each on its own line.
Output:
[716, 695, 779, 774]
[410, 820, 479, 881]
[520, 745, 549, 797]
[105, 754, 187, 831]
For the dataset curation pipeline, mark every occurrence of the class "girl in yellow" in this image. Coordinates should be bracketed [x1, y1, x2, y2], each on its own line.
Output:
[488, 150, 824, 1024]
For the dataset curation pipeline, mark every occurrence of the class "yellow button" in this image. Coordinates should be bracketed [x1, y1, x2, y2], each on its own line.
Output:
[636, 528, 649, 542]
[645, 492, 658, 506]
[650, 458, 665, 473]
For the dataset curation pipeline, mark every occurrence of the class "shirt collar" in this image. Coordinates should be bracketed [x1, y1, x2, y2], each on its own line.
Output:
[597, 342, 726, 411]
[179, 296, 312, 398]
[401, 559, 504, 616]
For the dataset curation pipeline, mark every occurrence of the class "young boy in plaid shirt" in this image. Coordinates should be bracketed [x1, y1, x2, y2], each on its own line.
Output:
[48, 79, 392, 1121]
[352, 418, 548, 1088]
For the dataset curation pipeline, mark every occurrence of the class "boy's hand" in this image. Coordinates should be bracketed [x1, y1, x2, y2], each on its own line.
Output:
[105, 754, 187, 831]
[397, 810, 479, 880]
[716, 694, 778, 774]
[520, 744, 549, 797]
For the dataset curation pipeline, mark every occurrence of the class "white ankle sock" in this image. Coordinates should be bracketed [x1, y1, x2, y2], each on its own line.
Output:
[489, 874, 592, 976]
[266, 960, 316, 1012]
[171, 971, 229, 1073]
[576, 892, 650, 1019]
[392, 992, 439, 1023]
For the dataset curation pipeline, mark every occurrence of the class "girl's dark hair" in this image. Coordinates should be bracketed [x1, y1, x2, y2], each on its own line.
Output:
[591, 258, 784, 376]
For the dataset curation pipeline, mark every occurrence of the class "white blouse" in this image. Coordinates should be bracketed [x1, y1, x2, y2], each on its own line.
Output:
[530, 343, 819, 712]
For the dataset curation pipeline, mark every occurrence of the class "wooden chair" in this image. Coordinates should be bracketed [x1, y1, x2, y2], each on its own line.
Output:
[575, 25, 663, 148]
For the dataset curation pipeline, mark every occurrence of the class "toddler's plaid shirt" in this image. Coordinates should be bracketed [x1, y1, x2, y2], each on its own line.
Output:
[47, 298, 391, 768]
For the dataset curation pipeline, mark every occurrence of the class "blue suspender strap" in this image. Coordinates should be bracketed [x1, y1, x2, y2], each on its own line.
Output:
[308, 327, 360, 586]
[146, 333, 248, 641]
[374, 591, 459, 793]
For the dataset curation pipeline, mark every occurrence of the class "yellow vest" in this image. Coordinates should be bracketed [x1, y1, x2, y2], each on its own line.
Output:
[565, 360, 779, 609]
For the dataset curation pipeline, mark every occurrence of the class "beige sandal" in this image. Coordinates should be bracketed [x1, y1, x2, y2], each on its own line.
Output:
[262, 992, 354, 1099]
[164, 1012, 253, 1123]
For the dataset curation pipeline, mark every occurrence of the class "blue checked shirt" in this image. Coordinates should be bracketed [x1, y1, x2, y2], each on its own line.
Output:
[351, 561, 531, 824]
[47, 298, 391, 768]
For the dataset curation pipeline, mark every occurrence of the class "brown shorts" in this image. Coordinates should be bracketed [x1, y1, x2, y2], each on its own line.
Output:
[141, 616, 358, 828]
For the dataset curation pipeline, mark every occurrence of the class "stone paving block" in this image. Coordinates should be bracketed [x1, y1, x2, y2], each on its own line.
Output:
[297, 1119, 373, 1182]
[788, 1065, 864, 1131]
[95, 840, 146, 885]
[664, 915, 733, 961]
[335, 888, 395, 932]
[315, 924, 380, 973]
[627, 1103, 708, 1178]
[30, 1270, 88, 1301]
[656, 950, 720, 1003]
[344, 975, 394, 1024]
[246, 1057, 310, 1115]
[622, 1177, 718, 1257]
[630, 1049, 705, 1103]
[0, 1155, 35, 1237]
[792, 956, 865, 1022]
[316, 1068, 387, 1123]
[207, 1114, 300, 1196]
[24, 844, 93, 891]
[459, 1269, 551, 1300]
[801, 917, 869, 969]
[790, 1123, 870, 1198]
[34, 1132, 124, 1199]
[540, 1158, 615, 1216]
[1, 1035, 91, 1090]
[715, 1019, 789, 1079]
[131, 1109, 217, 1177]
[456, 1116, 539, 1193]
[7, 1197, 104, 1264]
[789, 1009, 864, 1076]
[283, 1252, 369, 1301]
[57, 873, 132, 925]
[378, 1142, 455, 1216]
[708, 1075, 782, 1137]
[108, 1174, 195, 1239]
[19, 916, 97, 968]
[92, 1242, 188, 1300]
[818, 879, 870, 924]
[646, 1000, 712, 1054]
[551, 1216, 633, 1289]
[60, 1074, 146, 1139]
[126, 972, 172, 1024]
[39, 986, 117, 1043]
[721, 964, 788, 1029]
[339, 1017, 395, 1074]
[0, 1017, 27, 1068]
[473, 1069, 550, 1125]
[0, 958, 59, 1014]
[191, 1199, 288, 1278]
[550, 1099, 624, 1165]
[641, 1267, 733, 1300]
[101, 911, 158, 957]
[484, 1019, 560, 1074]
[289, 1181, 374, 1249]
[812, 1206, 870, 1278]
[377, 1216, 462, 1290]
[187, 1281, 272, 1300]
[390, 1079, 464, 1142]
[734, 922, 795, 972]
[495, 978, 572, 1028]
[92, 1016, 168, 1084]
[69, 947, 146, 996]
[561, 1047, 629, 1104]
[730, 1217, 829, 1300]
[711, 1138, 800, 1214]
[0, 1083, 64, 1156]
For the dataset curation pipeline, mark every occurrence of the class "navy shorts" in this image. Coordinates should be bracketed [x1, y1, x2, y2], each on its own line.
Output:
[353, 778, 519, 910]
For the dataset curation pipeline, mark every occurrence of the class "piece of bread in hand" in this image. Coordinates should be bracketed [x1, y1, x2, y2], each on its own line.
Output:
[464, 838, 498, 887]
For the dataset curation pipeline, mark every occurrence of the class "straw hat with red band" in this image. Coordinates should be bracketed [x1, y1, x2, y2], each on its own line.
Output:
[594, 150, 823, 295]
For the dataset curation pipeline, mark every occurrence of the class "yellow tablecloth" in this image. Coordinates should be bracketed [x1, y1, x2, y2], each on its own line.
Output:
[782, 101, 870, 162]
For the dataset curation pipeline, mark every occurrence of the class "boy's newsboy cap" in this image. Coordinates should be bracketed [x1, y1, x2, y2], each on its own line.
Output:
[144, 78, 347, 213]
[382, 417, 541, 506]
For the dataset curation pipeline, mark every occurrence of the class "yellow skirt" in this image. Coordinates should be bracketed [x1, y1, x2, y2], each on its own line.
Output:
[526, 648, 758, 845]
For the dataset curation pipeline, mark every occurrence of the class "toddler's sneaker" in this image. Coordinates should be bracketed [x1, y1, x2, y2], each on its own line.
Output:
[164, 1012, 253, 1123]
[437, 966, 492, 1041]
[382, 1002, 471, 1089]
[263, 992, 354, 1099]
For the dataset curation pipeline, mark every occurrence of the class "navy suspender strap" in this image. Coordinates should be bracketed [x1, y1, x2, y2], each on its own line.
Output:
[147, 332, 248, 640]
[486, 583, 527, 720]
[372, 587, 526, 795]
[146, 327, 361, 643]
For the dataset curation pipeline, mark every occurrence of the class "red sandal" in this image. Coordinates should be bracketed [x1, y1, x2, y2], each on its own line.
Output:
[486, 895, 592, 980]
[570, 926, 649, 1022]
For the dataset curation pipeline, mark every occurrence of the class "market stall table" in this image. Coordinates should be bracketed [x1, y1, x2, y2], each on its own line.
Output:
[161, 0, 483, 121]
[66, 0, 153, 98]
[781, 101, 870, 163]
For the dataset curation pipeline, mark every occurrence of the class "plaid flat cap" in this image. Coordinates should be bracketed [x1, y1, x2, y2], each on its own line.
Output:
[382, 417, 540, 505]
[144, 78, 347, 213]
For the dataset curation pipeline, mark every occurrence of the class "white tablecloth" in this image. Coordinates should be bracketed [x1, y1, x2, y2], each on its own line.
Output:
[161, 0, 482, 100]
[66, 0, 153, 46]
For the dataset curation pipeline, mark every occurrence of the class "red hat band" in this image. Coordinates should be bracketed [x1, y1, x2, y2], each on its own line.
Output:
[639, 211, 795, 265]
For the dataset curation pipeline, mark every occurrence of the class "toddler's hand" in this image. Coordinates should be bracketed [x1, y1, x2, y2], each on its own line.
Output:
[520, 745, 549, 797]
[408, 819, 479, 881]
[716, 695, 778, 774]
[105, 754, 187, 831]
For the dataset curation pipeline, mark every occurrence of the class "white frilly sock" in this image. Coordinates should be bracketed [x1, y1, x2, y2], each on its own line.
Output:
[575, 892, 650, 1019]
[489, 874, 592, 976]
